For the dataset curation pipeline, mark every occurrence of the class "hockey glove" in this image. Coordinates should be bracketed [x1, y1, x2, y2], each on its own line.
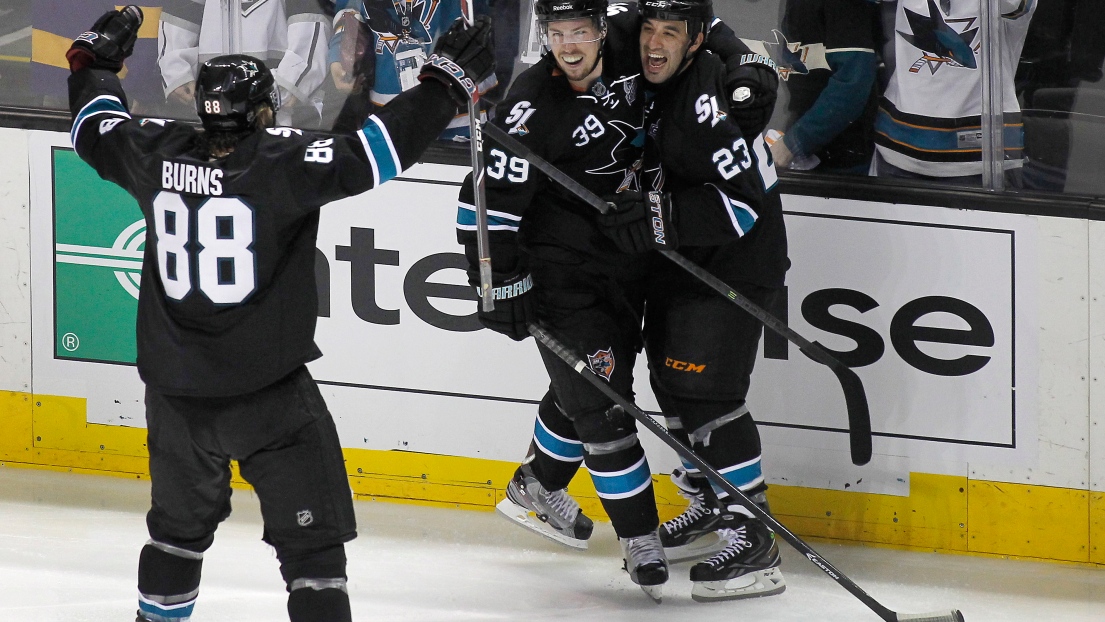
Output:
[597, 190, 677, 254]
[418, 15, 498, 105]
[478, 272, 536, 341]
[66, 5, 144, 74]
[726, 61, 779, 138]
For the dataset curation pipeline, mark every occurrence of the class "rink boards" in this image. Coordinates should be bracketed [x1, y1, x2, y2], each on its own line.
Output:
[1, 127, 1103, 565]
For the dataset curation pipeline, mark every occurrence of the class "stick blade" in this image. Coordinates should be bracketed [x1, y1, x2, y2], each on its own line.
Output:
[896, 610, 964, 622]
[834, 364, 872, 466]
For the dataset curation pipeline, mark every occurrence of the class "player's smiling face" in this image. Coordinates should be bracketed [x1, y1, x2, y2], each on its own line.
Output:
[640, 18, 702, 84]
[547, 18, 604, 85]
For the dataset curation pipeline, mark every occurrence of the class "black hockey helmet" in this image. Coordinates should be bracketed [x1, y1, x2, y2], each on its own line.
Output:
[640, 0, 712, 37]
[195, 54, 280, 133]
[534, 0, 608, 23]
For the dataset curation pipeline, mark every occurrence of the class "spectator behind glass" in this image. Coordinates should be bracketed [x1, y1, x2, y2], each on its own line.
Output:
[0, 1, 33, 107]
[158, 0, 332, 127]
[874, 0, 1036, 186]
[766, 0, 880, 175]
[1015, 0, 1105, 193]
[30, 0, 162, 112]
[326, 0, 518, 138]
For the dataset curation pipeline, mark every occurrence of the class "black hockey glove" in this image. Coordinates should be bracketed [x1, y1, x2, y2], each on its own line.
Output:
[478, 272, 536, 341]
[597, 190, 677, 254]
[66, 5, 144, 74]
[418, 15, 498, 105]
[726, 61, 779, 138]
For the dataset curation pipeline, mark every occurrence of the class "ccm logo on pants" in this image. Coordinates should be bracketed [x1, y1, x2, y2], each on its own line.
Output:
[665, 358, 705, 373]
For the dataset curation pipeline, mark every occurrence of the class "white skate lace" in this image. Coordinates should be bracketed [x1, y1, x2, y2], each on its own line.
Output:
[703, 526, 753, 566]
[542, 488, 581, 522]
[662, 492, 709, 534]
[623, 532, 666, 566]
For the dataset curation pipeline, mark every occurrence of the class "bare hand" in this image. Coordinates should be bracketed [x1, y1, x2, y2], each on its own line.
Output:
[169, 81, 194, 105]
[331, 62, 354, 93]
[769, 137, 794, 168]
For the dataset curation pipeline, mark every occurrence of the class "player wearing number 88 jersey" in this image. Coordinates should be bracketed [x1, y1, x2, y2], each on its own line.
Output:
[67, 8, 496, 622]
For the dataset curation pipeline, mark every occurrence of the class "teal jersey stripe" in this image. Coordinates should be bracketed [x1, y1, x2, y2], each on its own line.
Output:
[71, 96, 129, 144]
[456, 205, 521, 230]
[360, 117, 399, 185]
[875, 109, 1025, 153]
[728, 200, 757, 235]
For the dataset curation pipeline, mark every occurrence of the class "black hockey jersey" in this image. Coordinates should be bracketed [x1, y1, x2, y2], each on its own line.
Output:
[455, 8, 647, 277]
[69, 68, 457, 397]
[642, 51, 789, 287]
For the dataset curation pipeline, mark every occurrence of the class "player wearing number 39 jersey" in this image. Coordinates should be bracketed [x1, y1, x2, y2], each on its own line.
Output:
[67, 6, 496, 622]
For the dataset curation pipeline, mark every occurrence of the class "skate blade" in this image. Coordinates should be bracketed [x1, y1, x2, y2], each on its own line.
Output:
[638, 583, 663, 604]
[663, 533, 726, 563]
[691, 567, 786, 602]
[495, 498, 588, 550]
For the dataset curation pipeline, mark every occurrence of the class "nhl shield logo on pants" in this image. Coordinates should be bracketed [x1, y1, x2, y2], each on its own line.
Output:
[297, 510, 314, 527]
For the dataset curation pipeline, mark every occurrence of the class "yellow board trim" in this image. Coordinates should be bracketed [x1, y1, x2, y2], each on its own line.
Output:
[2, 390, 1101, 565]
[31, 7, 161, 71]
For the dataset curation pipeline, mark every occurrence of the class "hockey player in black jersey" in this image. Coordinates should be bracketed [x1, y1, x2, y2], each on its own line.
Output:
[455, 0, 777, 604]
[592, 0, 790, 602]
[66, 7, 495, 622]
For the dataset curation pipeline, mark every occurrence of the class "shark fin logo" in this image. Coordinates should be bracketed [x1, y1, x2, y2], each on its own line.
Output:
[898, 0, 979, 73]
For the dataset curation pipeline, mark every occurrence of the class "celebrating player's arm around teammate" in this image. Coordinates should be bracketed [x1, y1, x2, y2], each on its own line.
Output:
[593, 0, 791, 603]
[66, 7, 494, 622]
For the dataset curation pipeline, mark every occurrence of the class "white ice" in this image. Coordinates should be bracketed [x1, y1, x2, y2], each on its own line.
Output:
[1, 467, 1103, 622]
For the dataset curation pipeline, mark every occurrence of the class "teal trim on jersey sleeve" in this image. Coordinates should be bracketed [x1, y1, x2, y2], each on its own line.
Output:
[724, 196, 757, 237]
[71, 95, 130, 147]
[359, 116, 401, 185]
[456, 203, 521, 232]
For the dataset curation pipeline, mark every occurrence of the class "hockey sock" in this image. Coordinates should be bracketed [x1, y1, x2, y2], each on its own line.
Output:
[584, 437, 659, 538]
[287, 579, 352, 622]
[136, 540, 203, 622]
[528, 392, 584, 491]
[689, 414, 764, 502]
[664, 415, 707, 493]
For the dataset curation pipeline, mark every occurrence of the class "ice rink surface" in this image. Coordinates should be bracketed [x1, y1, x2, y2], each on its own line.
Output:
[2, 466, 1103, 622]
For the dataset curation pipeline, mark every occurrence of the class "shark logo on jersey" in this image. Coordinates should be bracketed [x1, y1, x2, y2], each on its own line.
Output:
[584, 119, 643, 191]
[366, 0, 437, 53]
[899, 0, 979, 73]
[764, 29, 826, 81]
[587, 348, 615, 381]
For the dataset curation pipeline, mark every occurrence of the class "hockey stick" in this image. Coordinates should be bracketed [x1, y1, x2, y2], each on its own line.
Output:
[459, 0, 494, 311]
[529, 323, 962, 622]
[483, 121, 872, 466]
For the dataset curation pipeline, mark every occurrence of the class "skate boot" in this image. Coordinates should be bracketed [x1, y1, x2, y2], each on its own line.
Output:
[689, 513, 786, 602]
[620, 530, 668, 603]
[496, 463, 594, 549]
[659, 481, 730, 562]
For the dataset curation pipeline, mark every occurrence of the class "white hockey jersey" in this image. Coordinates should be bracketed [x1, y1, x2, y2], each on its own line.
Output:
[875, 0, 1036, 177]
[158, 0, 331, 124]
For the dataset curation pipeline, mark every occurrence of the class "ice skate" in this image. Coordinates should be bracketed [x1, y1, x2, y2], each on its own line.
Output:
[689, 517, 786, 602]
[620, 530, 668, 603]
[496, 463, 594, 549]
[659, 485, 730, 562]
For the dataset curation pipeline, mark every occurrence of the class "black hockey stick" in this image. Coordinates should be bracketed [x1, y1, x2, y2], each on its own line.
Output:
[459, 1, 494, 312]
[484, 122, 872, 466]
[529, 324, 962, 622]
